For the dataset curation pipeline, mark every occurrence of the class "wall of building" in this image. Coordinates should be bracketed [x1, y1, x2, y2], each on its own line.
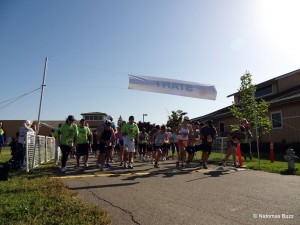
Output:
[277, 72, 300, 92]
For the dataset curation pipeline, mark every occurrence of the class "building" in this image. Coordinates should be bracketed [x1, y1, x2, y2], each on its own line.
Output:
[192, 69, 300, 144]
[1, 112, 107, 145]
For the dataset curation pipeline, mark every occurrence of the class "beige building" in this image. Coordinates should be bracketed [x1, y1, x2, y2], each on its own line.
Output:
[1, 112, 107, 145]
[193, 69, 300, 144]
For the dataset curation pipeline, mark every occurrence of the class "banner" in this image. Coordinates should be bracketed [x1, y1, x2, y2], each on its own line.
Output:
[128, 74, 217, 100]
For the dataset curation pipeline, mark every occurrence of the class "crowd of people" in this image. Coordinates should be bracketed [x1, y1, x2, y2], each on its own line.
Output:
[53, 114, 221, 173]
[1, 115, 253, 173]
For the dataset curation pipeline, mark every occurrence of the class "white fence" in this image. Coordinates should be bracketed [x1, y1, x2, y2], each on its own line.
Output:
[25, 133, 55, 172]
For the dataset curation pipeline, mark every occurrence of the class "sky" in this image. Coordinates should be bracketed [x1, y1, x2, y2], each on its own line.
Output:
[1, 0, 300, 125]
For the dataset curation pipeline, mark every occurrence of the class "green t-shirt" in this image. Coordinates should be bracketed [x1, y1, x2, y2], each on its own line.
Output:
[0, 128, 4, 135]
[53, 129, 59, 139]
[77, 126, 91, 144]
[58, 123, 78, 147]
[121, 122, 140, 140]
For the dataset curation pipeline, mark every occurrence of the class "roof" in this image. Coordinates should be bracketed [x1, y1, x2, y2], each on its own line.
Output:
[193, 85, 300, 122]
[81, 112, 107, 115]
[227, 68, 300, 98]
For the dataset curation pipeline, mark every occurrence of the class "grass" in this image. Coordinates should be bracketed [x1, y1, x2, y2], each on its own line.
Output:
[198, 151, 300, 175]
[0, 147, 111, 225]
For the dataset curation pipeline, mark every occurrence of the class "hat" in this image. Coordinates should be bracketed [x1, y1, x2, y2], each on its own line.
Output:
[24, 120, 31, 127]
[67, 115, 75, 121]
[183, 116, 190, 121]
[105, 119, 112, 125]
[106, 115, 113, 121]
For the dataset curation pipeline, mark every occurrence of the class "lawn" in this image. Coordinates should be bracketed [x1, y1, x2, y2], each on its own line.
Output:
[0, 147, 111, 225]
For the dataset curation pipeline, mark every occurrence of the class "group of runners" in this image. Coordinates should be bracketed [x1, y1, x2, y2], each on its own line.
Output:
[55, 114, 252, 173]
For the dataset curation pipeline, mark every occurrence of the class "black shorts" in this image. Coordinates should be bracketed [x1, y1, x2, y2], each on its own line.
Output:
[147, 144, 154, 152]
[76, 143, 89, 156]
[194, 144, 202, 152]
[154, 145, 162, 151]
[186, 146, 195, 156]
[202, 142, 212, 154]
[98, 143, 109, 154]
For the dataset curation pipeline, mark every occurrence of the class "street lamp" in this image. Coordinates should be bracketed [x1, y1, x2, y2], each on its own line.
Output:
[143, 114, 148, 123]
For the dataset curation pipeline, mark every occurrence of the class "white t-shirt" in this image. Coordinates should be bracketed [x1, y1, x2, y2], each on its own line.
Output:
[18, 126, 35, 144]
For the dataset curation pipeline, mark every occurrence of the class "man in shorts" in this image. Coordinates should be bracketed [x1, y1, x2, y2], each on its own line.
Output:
[121, 116, 140, 169]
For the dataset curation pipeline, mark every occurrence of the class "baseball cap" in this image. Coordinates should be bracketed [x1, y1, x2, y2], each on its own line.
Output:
[24, 120, 31, 127]
[183, 116, 190, 121]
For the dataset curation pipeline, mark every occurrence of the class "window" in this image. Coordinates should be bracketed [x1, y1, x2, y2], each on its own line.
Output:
[219, 122, 225, 133]
[271, 112, 282, 128]
[255, 85, 272, 98]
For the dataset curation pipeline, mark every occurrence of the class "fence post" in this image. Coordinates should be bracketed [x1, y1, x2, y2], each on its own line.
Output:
[270, 140, 274, 163]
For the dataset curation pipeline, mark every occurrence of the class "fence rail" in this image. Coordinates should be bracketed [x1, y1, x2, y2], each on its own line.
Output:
[25, 133, 55, 172]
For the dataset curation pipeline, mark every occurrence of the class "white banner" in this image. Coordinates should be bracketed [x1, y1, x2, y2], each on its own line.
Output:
[128, 74, 217, 100]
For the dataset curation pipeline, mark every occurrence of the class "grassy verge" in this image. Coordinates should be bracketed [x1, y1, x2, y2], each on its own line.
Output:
[196, 151, 300, 175]
[0, 148, 111, 225]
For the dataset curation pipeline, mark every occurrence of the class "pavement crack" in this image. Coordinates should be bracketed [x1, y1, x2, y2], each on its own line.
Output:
[81, 180, 140, 225]
[90, 190, 140, 225]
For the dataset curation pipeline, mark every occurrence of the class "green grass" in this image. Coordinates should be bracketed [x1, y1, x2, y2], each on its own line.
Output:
[0, 148, 111, 225]
[196, 151, 300, 175]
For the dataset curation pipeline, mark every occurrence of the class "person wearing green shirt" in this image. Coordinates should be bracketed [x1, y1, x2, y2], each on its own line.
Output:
[75, 119, 92, 168]
[58, 115, 78, 173]
[121, 115, 139, 169]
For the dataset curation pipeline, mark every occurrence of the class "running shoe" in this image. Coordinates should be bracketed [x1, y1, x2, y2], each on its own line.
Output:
[203, 163, 208, 169]
[222, 160, 226, 167]
[61, 167, 66, 173]
[128, 164, 133, 169]
[105, 163, 112, 168]
[176, 162, 179, 168]
[154, 163, 160, 168]
[84, 163, 89, 168]
[100, 166, 104, 171]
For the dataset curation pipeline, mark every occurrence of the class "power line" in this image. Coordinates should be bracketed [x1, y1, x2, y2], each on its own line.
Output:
[0, 87, 41, 110]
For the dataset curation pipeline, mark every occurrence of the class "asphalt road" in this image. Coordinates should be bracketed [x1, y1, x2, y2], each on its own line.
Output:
[57, 155, 300, 225]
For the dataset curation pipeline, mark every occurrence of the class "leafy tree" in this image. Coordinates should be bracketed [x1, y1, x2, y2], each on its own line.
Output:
[229, 72, 271, 135]
[166, 110, 187, 130]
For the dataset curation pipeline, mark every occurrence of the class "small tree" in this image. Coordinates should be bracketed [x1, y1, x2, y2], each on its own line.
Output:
[229, 72, 271, 136]
[117, 115, 123, 127]
[166, 110, 187, 130]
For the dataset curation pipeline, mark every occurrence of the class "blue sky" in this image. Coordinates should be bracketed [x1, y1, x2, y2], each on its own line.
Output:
[1, 0, 300, 125]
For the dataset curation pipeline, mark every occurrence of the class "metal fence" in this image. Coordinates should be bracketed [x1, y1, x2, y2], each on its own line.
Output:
[210, 137, 231, 163]
[25, 133, 55, 172]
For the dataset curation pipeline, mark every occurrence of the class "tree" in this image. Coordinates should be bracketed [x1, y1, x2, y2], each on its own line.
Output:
[117, 115, 123, 128]
[166, 110, 187, 130]
[229, 72, 271, 136]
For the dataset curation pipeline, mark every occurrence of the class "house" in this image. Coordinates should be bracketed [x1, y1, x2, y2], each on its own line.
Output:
[192, 69, 300, 144]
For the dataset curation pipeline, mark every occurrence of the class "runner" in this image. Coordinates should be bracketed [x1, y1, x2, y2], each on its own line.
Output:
[154, 125, 169, 168]
[176, 116, 193, 168]
[186, 122, 200, 167]
[121, 116, 140, 169]
[138, 128, 148, 161]
[96, 119, 116, 171]
[75, 119, 92, 168]
[148, 125, 160, 164]
[200, 120, 218, 169]
[240, 119, 253, 161]
[170, 128, 178, 160]
[58, 115, 78, 173]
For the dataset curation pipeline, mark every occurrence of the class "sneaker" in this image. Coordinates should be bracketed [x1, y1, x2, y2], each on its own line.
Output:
[119, 162, 124, 167]
[203, 163, 208, 169]
[105, 163, 112, 168]
[128, 164, 133, 169]
[222, 160, 226, 167]
[100, 166, 104, 171]
[163, 157, 166, 161]
[84, 163, 89, 168]
[124, 163, 128, 169]
[61, 167, 66, 173]
[154, 163, 160, 168]
[96, 164, 100, 168]
[176, 162, 179, 168]
[181, 164, 185, 169]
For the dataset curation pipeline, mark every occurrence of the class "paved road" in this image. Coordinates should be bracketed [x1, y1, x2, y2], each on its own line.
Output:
[56, 156, 300, 225]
